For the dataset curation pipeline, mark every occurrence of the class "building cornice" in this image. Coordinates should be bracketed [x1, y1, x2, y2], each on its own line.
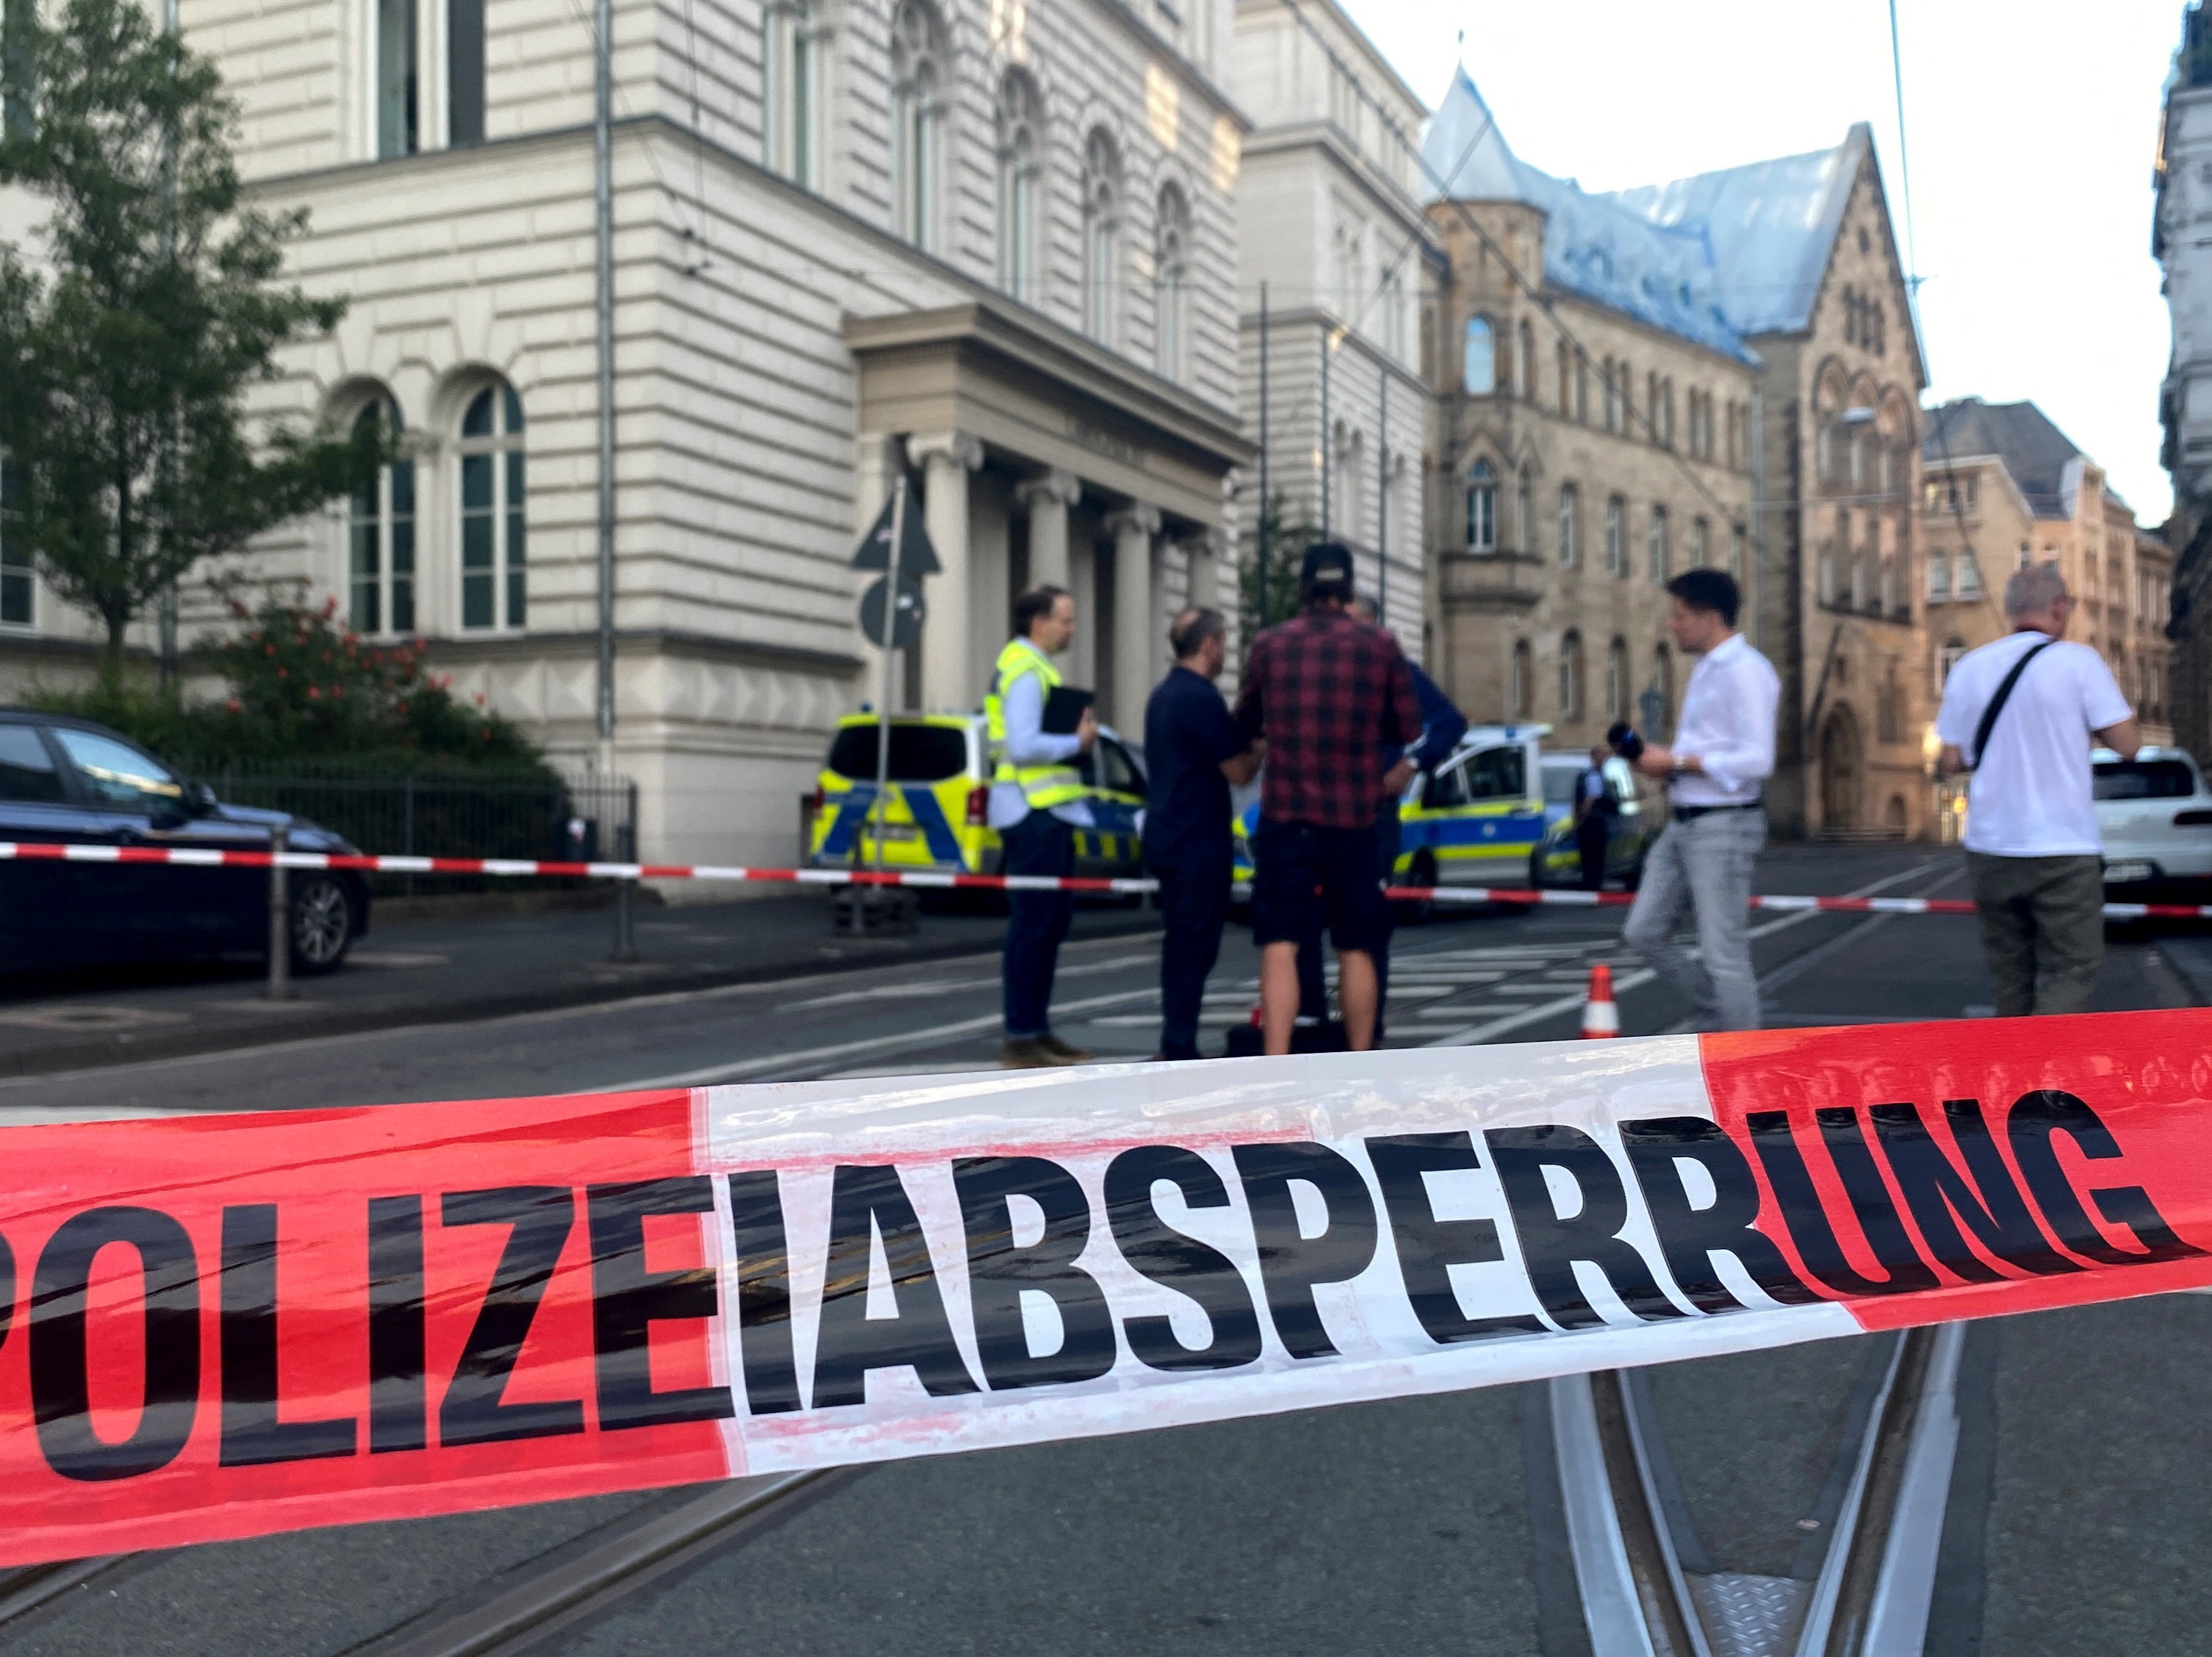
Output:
[1091, 0, 1255, 133]
[421, 628, 863, 678]
[844, 299, 1256, 473]
[1241, 120, 1430, 235]
[1233, 0, 1428, 128]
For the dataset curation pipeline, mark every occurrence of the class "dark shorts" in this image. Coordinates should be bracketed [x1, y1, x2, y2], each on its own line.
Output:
[1251, 817, 1389, 955]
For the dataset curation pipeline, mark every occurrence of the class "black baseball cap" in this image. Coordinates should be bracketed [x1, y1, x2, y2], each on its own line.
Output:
[1300, 541, 1355, 601]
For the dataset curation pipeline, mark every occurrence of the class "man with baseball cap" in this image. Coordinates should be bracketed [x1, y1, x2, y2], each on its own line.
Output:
[1232, 541, 1421, 1055]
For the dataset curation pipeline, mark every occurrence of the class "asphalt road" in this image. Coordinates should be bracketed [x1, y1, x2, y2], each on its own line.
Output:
[5, 843, 2209, 1656]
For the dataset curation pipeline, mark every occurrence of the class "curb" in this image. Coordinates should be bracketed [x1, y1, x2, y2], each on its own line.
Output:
[0, 912, 1164, 1081]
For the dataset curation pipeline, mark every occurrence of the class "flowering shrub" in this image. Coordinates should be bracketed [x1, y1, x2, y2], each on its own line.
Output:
[34, 598, 546, 770]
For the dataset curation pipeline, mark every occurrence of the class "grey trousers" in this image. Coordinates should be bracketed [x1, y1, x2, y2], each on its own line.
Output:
[1622, 808, 1766, 1032]
[1964, 851, 2105, 1018]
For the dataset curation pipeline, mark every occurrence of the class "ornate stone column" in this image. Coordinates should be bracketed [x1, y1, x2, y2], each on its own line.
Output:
[1015, 467, 1080, 591]
[1105, 503, 1161, 729]
[907, 431, 983, 712]
[1182, 529, 1221, 611]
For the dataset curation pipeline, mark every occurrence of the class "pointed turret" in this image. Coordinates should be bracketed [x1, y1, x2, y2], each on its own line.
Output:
[1422, 66, 1528, 202]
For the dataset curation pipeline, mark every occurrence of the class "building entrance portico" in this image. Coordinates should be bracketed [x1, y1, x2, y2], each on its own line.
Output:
[846, 299, 1252, 734]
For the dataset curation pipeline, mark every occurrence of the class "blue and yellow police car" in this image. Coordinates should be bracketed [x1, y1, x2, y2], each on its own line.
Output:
[1232, 724, 1556, 892]
[804, 712, 1149, 880]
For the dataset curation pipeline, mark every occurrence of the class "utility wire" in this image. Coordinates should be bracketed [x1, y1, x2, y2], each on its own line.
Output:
[1273, 0, 1768, 566]
[1886, 0, 2005, 638]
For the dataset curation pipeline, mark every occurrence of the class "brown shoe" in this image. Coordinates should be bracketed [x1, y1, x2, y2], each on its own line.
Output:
[1002, 1037, 1056, 1069]
[1037, 1033, 1093, 1064]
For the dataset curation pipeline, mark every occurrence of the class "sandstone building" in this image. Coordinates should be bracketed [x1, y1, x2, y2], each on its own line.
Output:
[0, 0, 1253, 868]
[1922, 398, 2173, 752]
[1420, 69, 1929, 838]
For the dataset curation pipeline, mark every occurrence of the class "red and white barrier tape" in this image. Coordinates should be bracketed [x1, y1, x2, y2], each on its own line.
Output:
[0, 1009, 2208, 1566]
[7, 839, 2208, 920]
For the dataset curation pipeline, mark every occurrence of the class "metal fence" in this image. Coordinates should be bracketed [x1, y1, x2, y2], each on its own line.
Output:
[185, 758, 639, 895]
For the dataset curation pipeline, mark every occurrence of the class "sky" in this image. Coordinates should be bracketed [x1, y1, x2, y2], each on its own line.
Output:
[1338, 0, 2184, 522]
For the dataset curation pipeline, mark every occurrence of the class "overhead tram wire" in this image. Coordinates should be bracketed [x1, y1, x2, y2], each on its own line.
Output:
[1272, 0, 1786, 573]
[1887, 0, 2005, 631]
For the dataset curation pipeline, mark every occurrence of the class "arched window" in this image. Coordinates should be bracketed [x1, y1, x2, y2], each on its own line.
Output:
[1556, 339, 1571, 413]
[1465, 460, 1497, 551]
[1463, 316, 1495, 395]
[1648, 504, 1669, 583]
[890, 2, 944, 251]
[1652, 644, 1674, 737]
[1516, 320, 1534, 400]
[1691, 516, 1709, 570]
[996, 71, 1042, 299]
[1154, 183, 1191, 381]
[1559, 631, 1583, 720]
[348, 396, 415, 634]
[1606, 636, 1629, 722]
[1938, 636, 1967, 685]
[1558, 483, 1579, 568]
[1731, 524, 1747, 581]
[457, 381, 525, 631]
[764, 0, 820, 186]
[1605, 495, 1625, 576]
[1515, 466, 1533, 555]
[1602, 359, 1619, 432]
[1574, 354, 1589, 423]
[1928, 550, 1951, 601]
[1081, 128, 1121, 343]
[1511, 639, 1532, 720]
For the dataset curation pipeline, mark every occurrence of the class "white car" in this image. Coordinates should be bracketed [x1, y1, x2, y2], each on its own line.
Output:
[2094, 746, 2212, 889]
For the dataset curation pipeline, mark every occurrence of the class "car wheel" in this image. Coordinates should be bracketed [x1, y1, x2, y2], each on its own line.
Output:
[1397, 851, 1438, 923]
[289, 875, 356, 974]
[1528, 847, 1549, 891]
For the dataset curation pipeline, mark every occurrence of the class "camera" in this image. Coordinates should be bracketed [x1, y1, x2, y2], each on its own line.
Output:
[1607, 721, 1646, 763]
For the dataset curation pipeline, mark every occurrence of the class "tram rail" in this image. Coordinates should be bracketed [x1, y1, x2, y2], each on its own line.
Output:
[1556, 1328, 1968, 1657]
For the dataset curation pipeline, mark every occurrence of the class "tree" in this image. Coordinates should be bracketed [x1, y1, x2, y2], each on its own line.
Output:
[0, 0, 378, 670]
[1237, 490, 1322, 657]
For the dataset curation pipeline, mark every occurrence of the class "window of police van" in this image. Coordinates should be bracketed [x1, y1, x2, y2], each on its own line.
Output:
[825, 722, 970, 783]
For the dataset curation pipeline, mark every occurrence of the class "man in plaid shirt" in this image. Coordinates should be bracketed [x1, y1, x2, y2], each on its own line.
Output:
[1234, 541, 1421, 1054]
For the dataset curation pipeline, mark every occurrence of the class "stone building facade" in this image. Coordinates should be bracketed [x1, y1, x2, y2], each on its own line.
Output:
[1227, 0, 1430, 649]
[1922, 398, 2173, 750]
[2157, 1, 2212, 763]
[1419, 70, 1928, 838]
[0, 0, 1252, 868]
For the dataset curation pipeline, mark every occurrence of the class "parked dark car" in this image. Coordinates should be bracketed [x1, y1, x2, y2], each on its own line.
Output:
[0, 709, 370, 974]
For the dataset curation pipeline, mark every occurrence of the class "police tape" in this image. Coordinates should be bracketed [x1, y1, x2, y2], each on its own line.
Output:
[0, 1008, 2208, 1566]
[5, 839, 2210, 920]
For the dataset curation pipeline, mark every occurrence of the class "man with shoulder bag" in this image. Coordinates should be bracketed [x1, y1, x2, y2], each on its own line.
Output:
[1936, 563, 2140, 1017]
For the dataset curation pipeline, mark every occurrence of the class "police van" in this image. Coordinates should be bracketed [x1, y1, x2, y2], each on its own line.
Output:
[1233, 724, 1553, 892]
[804, 712, 1148, 880]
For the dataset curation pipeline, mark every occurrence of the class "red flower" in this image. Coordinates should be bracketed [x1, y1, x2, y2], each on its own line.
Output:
[225, 699, 241, 713]
[473, 691, 486, 706]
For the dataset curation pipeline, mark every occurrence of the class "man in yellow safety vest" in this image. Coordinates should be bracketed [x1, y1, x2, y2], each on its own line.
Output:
[986, 584, 1099, 1067]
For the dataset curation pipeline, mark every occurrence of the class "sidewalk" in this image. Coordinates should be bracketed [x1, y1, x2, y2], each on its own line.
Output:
[0, 893, 1162, 1079]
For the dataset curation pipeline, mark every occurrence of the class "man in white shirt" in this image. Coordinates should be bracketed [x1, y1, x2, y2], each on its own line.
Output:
[1620, 568, 1781, 1031]
[1935, 563, 2139, 1016]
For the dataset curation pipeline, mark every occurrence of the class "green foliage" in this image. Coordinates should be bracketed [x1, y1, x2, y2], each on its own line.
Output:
[31, 597, 550, 772]
[0, 0, 381, 661]
[1237, 491, 1322, 656]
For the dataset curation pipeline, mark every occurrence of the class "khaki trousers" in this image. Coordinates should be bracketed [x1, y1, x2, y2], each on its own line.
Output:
[1964, 851, 2105, 1018]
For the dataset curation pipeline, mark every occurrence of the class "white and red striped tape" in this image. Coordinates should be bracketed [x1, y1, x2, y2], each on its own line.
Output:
[0, 1010, 2207, 1566]
[7, 838, 2209, 920]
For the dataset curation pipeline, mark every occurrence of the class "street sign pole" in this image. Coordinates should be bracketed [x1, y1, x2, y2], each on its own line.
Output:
[869, 476, 907, 883]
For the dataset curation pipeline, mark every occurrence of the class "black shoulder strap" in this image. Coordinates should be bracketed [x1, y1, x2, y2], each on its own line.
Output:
[1969, 637, 2057, 772]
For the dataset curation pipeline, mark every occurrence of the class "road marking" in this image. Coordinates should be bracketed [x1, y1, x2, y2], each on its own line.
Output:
[1417, 858, 1949, 1049]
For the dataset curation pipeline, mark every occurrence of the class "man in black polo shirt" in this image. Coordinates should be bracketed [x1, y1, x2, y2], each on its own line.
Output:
[1141, 606, 1259, 1060]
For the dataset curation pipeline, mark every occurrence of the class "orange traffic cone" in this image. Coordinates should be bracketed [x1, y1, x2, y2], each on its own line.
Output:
[1580, 964, 1620, 1039]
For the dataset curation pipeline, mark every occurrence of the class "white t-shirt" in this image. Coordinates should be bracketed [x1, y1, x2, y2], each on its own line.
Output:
[1934, 630, 2130, 857]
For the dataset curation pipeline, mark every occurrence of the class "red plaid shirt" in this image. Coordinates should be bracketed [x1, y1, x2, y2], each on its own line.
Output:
[1233, 606, 1422, 828]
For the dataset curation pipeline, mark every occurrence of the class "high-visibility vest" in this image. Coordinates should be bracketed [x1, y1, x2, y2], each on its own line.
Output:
[984, 638, 1086, 811]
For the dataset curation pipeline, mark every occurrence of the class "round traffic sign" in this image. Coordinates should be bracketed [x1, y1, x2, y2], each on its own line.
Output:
[860, 576, 926, 650]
